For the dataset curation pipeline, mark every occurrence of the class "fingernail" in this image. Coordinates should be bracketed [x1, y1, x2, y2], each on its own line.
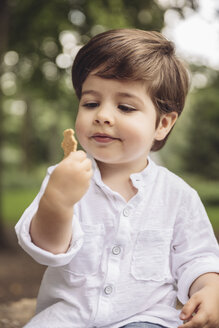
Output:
[180, 313, 186, 320]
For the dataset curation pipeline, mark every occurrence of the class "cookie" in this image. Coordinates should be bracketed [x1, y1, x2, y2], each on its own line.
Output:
[61, 128, 78, 158]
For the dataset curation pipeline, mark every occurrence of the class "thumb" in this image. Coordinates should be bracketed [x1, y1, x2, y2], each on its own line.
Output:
[180, 296, 199, 321]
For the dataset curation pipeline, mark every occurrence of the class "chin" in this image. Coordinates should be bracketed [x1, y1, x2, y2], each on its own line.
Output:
[94, 156, 116, 164]
[92, 153, 120, 164]
[89, 149, 115, 161]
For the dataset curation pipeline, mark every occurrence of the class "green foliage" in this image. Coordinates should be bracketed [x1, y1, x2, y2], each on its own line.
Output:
[182, 73, 219, 179]
[181, 174, 219, 207]
[159, 66, 219, 181]
[1, 0, 166, 171]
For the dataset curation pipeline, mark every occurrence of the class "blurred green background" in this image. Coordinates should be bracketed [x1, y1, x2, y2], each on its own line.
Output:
[0, 0, 219, 246]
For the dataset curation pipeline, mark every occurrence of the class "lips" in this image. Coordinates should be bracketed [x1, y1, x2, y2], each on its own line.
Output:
[91, 133, 119, 143]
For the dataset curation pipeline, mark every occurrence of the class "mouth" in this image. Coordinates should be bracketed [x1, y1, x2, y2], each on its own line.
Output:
[91, 133, 120, 143]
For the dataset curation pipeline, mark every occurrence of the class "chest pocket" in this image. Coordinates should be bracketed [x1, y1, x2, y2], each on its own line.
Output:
[131, 229, 172, 281]
[67, 224, 105, 276]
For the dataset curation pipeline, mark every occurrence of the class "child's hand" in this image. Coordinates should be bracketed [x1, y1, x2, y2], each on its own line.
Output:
[179, 275, 219, 328]
[47, 150, 93, 208]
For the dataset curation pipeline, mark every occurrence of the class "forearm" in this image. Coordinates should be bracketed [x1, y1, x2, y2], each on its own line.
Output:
[29, 151, 92, 255]
[189, 272, 219, 297]
[30, 187, 74, 254]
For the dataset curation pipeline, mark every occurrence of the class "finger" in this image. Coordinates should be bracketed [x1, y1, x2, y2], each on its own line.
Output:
[69, 150, 87, 161]
[178, 311, 207, 328]
[63, 150, 87, 164]
[85, 168, 93, 179]
[84, 159, 93, 172]
[78, 157, 92, 170]
[180, 296, 200, 321]
[178, 317, 194, 328]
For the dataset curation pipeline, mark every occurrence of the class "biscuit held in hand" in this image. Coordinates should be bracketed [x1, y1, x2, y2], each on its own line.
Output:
[61, 129, 78, 158]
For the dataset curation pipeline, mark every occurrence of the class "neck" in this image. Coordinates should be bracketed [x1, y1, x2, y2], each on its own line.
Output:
[96, 158, 148, 180]
[95, 159, 148, 202]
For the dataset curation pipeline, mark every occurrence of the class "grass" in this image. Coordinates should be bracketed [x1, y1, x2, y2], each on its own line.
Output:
[2, 164, 46, 224]
[3, 188, 39, 224]
[206, 206, 219, 231]
[179, 173, 219, 203]
[179, 174, 219, 234]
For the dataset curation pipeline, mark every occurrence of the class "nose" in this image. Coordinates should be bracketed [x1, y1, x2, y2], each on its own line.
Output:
[94, 105, 114, 126]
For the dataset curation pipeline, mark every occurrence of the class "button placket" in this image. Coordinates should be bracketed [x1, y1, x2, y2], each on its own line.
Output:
[112, 245, 121, 255]
[104, 285, 113, 295]
[123, 208, 130, 217]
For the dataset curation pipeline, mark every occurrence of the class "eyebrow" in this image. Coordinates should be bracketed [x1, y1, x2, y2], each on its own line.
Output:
[81, 90, 144, 104]
[116, 92, 142, 102]
[81, 90, 100, 97]
[116, 92, 145, 107]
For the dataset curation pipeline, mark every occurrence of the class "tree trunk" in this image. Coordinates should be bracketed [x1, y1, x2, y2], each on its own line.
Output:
[20, 100, 35, 171]
[0, 0, 10, 248]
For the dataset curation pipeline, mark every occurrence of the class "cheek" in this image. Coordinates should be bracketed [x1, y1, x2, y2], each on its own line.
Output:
[122, 121, 155, 150]
[75, 114, 86, 142]
[122, 121, 146, 142]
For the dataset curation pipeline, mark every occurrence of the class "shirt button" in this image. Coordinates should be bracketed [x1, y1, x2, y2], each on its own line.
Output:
[123, 208, 130, 217]
[112, 245, 121, 255]
[104, 285, 113, 295]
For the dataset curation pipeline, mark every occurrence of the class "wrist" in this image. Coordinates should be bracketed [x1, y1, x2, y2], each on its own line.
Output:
[45, 183, 75, 209]
[39, 187, 74, 223]
[189, 272, 219, 297]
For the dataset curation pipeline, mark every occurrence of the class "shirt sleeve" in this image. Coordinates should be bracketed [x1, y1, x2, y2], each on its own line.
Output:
[15, 166, 84, 267]
[171, 189, 219, 304]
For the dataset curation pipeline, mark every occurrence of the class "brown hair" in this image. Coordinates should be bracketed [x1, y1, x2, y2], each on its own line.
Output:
[72, 29, 189, 151]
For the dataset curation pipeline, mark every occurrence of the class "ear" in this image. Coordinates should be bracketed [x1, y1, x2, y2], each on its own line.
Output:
[155, 112, 178, 141]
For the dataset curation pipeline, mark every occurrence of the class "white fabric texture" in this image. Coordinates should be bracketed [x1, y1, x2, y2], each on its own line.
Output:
[15, 157, 219, 328]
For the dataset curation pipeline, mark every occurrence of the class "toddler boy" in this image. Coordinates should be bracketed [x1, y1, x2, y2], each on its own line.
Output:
[16, 29, 219, 328]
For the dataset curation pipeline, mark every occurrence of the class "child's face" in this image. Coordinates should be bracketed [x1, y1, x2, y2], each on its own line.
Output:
[75, 73, 174, 170]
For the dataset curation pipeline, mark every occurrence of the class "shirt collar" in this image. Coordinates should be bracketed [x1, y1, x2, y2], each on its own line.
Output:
[87, 154, 158, 189]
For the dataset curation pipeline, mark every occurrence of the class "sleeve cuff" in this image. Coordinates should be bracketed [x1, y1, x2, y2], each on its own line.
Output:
[15, 213, 84, 267]
[177, 258, 219, 304]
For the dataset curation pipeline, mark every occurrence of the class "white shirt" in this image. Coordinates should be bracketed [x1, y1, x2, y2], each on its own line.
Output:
[15, 157, 219, 328]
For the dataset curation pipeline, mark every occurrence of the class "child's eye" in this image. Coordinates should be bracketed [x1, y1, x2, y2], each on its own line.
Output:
[118, 104, 137, 112]
[82, 102, 99, 108]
